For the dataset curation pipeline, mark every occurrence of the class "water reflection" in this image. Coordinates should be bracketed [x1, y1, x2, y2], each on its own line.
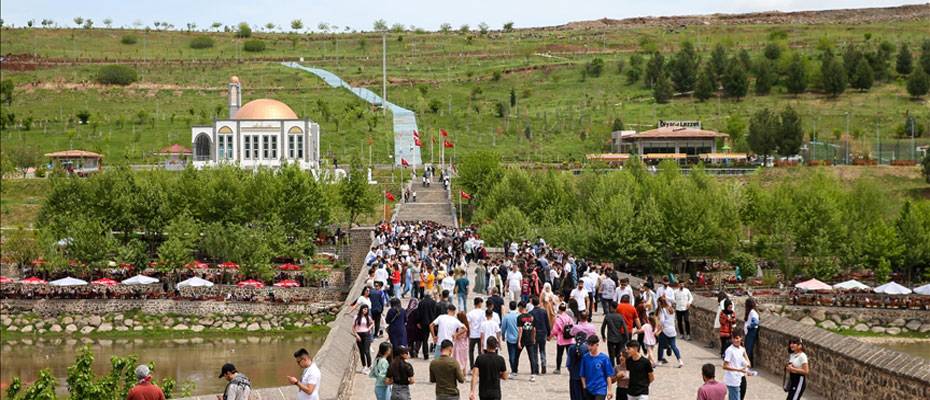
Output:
[0, 332, 325, 397]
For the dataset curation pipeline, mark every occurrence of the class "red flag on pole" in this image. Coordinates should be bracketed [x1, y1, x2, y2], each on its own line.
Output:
[385, 192, 396, 202]
[413, 130, 422, 147]
[461, 191, 472, 200]
[441, 128, 449, 137]
[401, 158, 410, 167]
[443, 140, 454, 148]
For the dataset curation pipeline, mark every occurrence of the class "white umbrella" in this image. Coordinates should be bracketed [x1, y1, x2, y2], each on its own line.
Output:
[832, 279, 871, 291]
[49, 277, 88, 287]
[913, 284, 930, 296]
[121, 274, 160, 285]
[794, 278, 833, 291]
[177, 277, 214, 288]
[873, 281, 912, 295]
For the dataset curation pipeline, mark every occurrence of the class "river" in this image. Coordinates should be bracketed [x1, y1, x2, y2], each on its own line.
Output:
[0, 332, 325, 398]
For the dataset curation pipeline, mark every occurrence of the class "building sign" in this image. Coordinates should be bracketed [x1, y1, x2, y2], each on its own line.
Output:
[658, 120, 701, 129]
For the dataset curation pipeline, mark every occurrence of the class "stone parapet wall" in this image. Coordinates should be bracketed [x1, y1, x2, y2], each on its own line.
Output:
[619, 273, 930, 400]
[0, 297, 340, 317]
[765, 304, 930, 334]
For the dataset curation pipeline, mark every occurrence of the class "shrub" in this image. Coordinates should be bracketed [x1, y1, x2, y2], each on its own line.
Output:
[120, 35, 138, 45]
[243, 39, 266, 52]
[189, 36, 215, 49]
[236, 22, 252, 38]
[96, 65, 138, 86]
[428, 98, 442, 113]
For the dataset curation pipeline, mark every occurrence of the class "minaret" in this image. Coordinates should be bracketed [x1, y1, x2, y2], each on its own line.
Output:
[228, 76, 241, 118]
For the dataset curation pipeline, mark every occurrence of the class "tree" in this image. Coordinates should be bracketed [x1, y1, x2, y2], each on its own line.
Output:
[652, 70, 673, 104]
[906, 66, 929, 98]
[777, 106, 804, 157]
[478, 22, 489, 34]
[843, 45, 864, 81]
[920, 39, 930, 75]
[211, 22, 222, 31]
[625, 54, 643, 84]
[458, 150, 503, 200]
[922, 152, 930, 183]
[754, 59, 775, 96]
[585, 58, 605, 78]
[748, 108, 778, 162]
[820, 51, 847, 98]
[764, 42, 782, 61]
[611, 118, 624, 132]
[896, 43, 914, 76]
[785, 54, 807, 95]
[83, 19, 94, 29]
[644, 52, 665, 88]
[670, 41, 700, 93]
[850, 57, 874, 91]
[709, 43, 729, 84]
[481, 205, 531, 247]
[439, 23, 452, 33]
[694, 64, 715, 102]
[726, 115, 748, 150]
[157, 213, 200, 277]
[236, 22, 251, 38]
[502, 22, 514, 32]
[103, 18, 112, 28]
[722, 57, 749, 100]
[8, 146, 39, 178]
[290, 19, 303, 32]
[339, 161, 376, 226]
[73, 17, 83, 27]
[509, 88, 517, 108]
[264, 22, 275, 32]
[2, 227, 39, 268]
[1, 79, 13, 105]
[896, 201, 930, 280]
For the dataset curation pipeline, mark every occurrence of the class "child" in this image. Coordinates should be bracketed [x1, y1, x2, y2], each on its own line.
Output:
[639, 315, 658, 367]
[614, 349, 630, 400]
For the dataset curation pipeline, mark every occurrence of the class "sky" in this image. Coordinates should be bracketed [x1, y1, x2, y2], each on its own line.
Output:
[0, 1, 925, 31]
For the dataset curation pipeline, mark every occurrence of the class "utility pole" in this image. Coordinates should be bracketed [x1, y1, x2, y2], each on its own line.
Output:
[845, 112, 850, 164]
[382, 31, 387, 116]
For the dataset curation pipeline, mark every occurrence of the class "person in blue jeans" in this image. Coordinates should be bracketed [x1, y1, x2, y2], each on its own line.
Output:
[579, 335, 614, 400]
[565, 333, 587, 400]
[501, 301, 520, 375]
[454, 270, 469, 312]
[744, 298, 760, 365]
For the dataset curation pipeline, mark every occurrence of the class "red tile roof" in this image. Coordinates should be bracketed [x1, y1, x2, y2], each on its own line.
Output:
[44, 150, 103, 158]
[627, 126, 728, 140]
[158, 144, 192, 154]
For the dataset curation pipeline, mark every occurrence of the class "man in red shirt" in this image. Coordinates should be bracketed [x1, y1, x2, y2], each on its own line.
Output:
[126, 365, 165, 400]
[615, 294, 641, 333]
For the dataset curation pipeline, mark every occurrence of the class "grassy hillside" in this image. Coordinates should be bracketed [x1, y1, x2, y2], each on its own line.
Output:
[1, 19, 929, 164]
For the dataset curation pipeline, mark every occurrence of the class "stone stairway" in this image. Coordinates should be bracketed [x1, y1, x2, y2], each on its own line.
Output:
[393, 183, 457, 227]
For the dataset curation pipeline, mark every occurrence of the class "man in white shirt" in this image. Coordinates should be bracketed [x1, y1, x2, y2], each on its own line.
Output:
[430, 304, 466, 359]
[672, 282, 694, 340]
[507, 266, 523, 302]
[288, 348, 320, 400]
[467, 298, 488, 369]
[722, 333, 750, 400]
[569, 281, 589, 317]
[478, 308, 502, 351]
[614, 278, 636, 308]
[374, 266, 389, 288]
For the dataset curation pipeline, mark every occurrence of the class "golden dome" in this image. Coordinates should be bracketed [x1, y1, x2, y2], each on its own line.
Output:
[230, 76, 240, 84]
[233, 99, 299, 120]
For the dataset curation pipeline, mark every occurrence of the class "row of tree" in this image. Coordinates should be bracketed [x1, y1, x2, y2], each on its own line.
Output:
[460, 153, 930, 282]
[5, 164, 376, 280]
[612, 39, 930, 103]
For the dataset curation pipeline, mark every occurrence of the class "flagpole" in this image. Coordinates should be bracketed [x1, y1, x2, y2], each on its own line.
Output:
[430, 134, 434, 165]
[382, 190, 387, 222]
[458, 191, 463, 226]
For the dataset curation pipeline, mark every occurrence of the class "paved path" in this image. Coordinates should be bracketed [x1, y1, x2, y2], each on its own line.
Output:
[350, 268, 823, 399]
[281, 62, 423, 167]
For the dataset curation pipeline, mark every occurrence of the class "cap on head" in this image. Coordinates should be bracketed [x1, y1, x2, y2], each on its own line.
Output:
[135, 365, 151, 380]
[218, 363, 237, 378]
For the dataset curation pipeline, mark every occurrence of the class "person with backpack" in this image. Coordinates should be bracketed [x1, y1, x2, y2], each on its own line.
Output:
[600, 300, 628, 366]
[565, 332, 588, 400]
[218, 363, 251, 400]
[370, 281, 389, 338]
[551, 303, 575, 374]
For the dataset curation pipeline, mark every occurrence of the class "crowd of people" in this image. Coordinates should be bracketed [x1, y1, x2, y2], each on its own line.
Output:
[347, 221, 811, 400]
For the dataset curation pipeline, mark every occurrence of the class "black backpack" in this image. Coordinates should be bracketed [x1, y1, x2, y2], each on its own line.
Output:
[562, 322, 575, 340]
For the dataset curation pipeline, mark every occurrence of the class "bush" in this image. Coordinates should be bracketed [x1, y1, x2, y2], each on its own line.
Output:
[96, 65, 138, 86]
[189, 36, 215, 49]
[243, 39, 266, 52]
[729, 251, 757, 279]
[236, 22, 252, 38]
[120, 35, 138, 45]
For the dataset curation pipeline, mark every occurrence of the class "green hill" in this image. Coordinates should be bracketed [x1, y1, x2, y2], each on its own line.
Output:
[1, 7, 929, 165]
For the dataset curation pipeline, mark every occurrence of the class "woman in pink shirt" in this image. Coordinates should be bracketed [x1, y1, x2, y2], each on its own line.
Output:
[551, 303, 576, 373]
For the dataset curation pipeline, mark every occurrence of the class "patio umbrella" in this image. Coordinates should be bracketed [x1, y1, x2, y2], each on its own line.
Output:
[278, 263, 301, 271]
[219, 261, 239, 270]
[794, 278, 833, 291]
[913, 284, 930, 296]
[177, 277, 215, 288]
[185, 260, 209, 269]
[0, 276, 16, 284]
[832, 279, 871, 291]
[20, 277, 48, 285]
[273, 279, 300, 288]
[121, 274, 159, 285]
[49, 277, 89, 286]
[237, 279, 266, 288]
[91, 278, 119, 286]
[874, 281, 912, 295]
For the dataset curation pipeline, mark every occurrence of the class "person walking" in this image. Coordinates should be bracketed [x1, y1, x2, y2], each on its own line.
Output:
[599, 275, 616, 316]
[387, 346, 415, 400]
[370, 342, 393, 400]
[431, 304, 466, 360]
[478, 308, 502, 352]
[370, 282, 389, 338]
[418, 294, 439, 360]
[405, 298, 426, 365]
[516, 301, 539, 381]
[638, 314, 657, 367]
[126, 365, 165, 400]
[475, 262, 488, 295]
[565, 332, 588, 400]
[352, 305, 374, 374]
[785, 338, 810, 400]
[507, 266, 523, 303]
[430, 340, 466, 400]
[672, 282, 693, 340]
[613, 350, 629, 400]
[579, 335, 615, 400]
[218, 363, 251, 400]
[467, 297, 487, 369]
[744, 298, 760, 365]
[570, 281, 590, 321]
[530, 296, 551, 374]
[454, 269, 470, 312]
[718, 299, 736, 359]
[501, 301, 520, 376]
[288, 348, 321, 400]
[487, 288, 505, 319]
[656, 297, 684, 368]
[600, 301, 629, 366]
[696, 363, 727, 400]
[469, 337, 508, 400]
[616, 295, 642, 339]
[455, 311, 471, 376]
[722, 333, 749, 400]
[386, 297, 408, 350]
[552, 303, 575, 374]
[624, 341, 654, 400]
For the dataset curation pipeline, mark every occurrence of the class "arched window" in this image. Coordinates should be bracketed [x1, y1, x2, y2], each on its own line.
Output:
[287, 127, 304, 159]
[194, 133, 212, 161]
[218, 126, 234, 134]
[287, 126, 303, 134]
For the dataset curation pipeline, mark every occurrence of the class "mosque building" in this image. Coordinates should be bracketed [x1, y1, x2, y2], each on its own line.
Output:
[191, 76, 320, 170]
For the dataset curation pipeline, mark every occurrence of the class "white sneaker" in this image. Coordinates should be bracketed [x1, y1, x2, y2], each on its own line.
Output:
[529, 375, 536, 382]
[677, 361, 684, 368]
[362, 367, 370, 375]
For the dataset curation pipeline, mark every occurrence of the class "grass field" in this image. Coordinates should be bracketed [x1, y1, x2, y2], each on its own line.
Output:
[1, 21, 929, 164]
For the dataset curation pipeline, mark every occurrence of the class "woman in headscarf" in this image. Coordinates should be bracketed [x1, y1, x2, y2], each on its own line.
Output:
[405, 297, 423, 358]
[385, 297, 407, 349]
[541, 282, 559, 331]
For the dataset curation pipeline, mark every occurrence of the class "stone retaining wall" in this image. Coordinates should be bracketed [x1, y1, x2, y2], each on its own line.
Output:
[0, 297, 341, 317]
[619, 273, 930, 400]
[765, 304, 930, 335]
